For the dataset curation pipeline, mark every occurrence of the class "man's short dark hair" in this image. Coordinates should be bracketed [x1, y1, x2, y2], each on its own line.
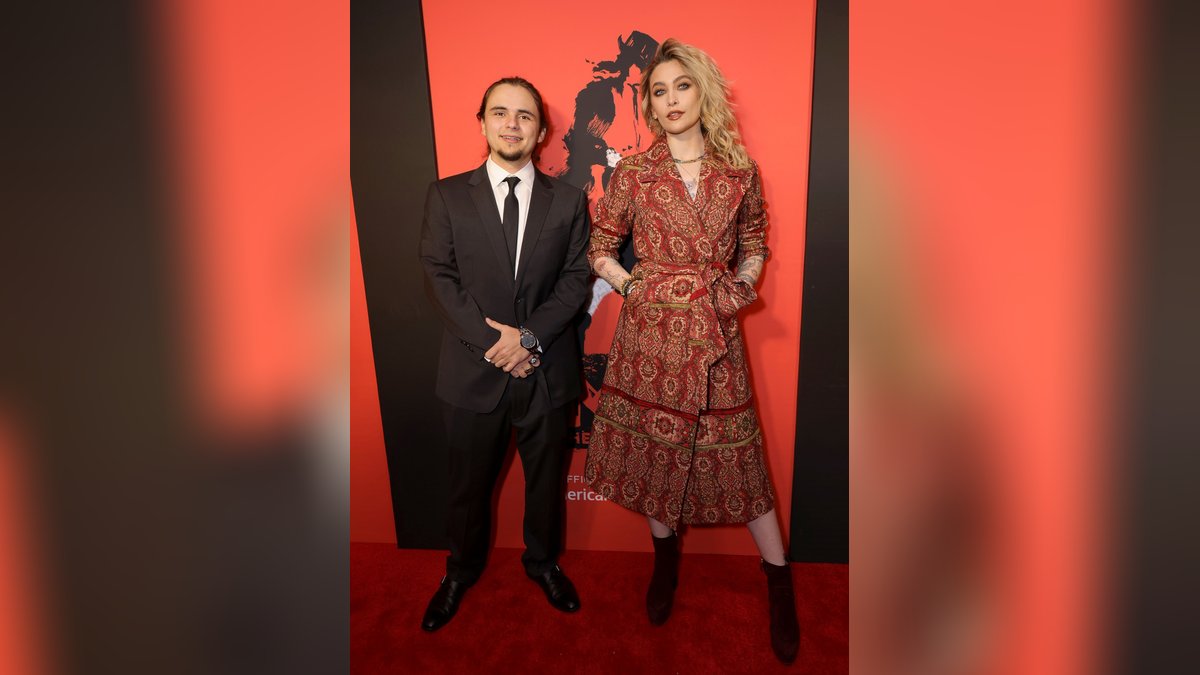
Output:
[477, 76, 547, 131]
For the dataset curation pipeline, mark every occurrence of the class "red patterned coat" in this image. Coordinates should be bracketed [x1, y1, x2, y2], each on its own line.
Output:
[584, 136, 774, 528]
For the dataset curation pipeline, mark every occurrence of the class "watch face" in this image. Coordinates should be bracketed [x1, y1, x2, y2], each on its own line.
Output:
[520, 332, 536, 349]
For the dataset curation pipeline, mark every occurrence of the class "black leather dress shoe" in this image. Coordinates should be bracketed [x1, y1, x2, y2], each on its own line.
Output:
[528, 566, 581, 613]
[421, 578, 468, 632]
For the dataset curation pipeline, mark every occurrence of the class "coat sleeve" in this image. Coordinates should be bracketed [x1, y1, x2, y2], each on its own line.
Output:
[522, 187, 592, 351]
[735, 162, 771, 266]
[418, 181, 502, 350]
[587, 159, 636, 269]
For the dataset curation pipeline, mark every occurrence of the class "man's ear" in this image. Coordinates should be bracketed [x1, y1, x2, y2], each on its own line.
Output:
[480, 119, 487, 137]
[537, 128, 547, 144]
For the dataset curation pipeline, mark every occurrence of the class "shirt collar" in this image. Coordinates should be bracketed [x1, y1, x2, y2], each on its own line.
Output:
[485, 157, 536, 189]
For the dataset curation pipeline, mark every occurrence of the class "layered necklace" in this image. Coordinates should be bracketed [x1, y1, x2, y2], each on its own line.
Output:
[673, 152, 705, 199]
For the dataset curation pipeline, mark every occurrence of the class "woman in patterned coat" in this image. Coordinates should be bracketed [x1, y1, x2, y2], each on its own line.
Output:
[583, 38, 799, 664]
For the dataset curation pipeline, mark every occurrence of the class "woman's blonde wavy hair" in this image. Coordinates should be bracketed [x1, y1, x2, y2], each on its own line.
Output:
[640, 38, 751, 170]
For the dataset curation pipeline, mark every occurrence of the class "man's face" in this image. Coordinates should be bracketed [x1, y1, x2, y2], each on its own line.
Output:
[480, 83, 546, 169]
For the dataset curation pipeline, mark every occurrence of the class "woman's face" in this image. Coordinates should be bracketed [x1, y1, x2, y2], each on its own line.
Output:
[647, 60, 701, 137]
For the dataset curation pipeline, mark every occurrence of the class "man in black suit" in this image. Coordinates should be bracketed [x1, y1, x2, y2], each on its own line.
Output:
[417, 77, 591, 631]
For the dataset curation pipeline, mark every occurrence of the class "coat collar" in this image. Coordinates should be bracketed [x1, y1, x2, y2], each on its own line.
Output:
[637, 135, 753, 183]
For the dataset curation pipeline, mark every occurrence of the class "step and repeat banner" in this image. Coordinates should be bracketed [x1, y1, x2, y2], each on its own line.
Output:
[353, 0, 817, 555]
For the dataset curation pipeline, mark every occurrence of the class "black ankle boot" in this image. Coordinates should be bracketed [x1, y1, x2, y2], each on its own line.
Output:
[646, 533, 679, 625]
[762, 559, 800, 664]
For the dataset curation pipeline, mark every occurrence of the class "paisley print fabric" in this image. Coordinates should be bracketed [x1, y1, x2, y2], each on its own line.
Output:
[584, 136, 773, 528]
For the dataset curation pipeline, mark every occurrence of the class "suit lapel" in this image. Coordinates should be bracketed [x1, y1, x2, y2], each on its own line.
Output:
[513, 171, 554, 293]
[467, 164, 516, 285]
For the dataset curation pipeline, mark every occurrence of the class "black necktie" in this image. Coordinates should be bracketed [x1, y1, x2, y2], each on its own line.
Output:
[502, 176, 520, 272]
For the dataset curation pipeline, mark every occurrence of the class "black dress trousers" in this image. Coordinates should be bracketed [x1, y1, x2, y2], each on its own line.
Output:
[441, 374, 574, 585]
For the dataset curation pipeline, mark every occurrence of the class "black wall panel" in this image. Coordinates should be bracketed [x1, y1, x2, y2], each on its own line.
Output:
[790, 0, 849, 563]
[352, 0, 447, 547]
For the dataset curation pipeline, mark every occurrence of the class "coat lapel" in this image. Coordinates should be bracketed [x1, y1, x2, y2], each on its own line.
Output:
[640, 137, 706, 227]
[514, 170, 554, 293]
[638, 137, 676, 184]
[467, 163, 516, 285]
[641, 137, 754, 241]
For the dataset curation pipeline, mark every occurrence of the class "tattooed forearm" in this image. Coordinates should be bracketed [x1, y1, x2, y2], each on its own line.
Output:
[593, 256, 632, 290]
[735, 255, 765, 286]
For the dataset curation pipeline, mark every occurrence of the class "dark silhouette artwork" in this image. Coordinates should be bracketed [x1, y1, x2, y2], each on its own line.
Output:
[544, 31, 659, 450]
[555, 31, 658, 195]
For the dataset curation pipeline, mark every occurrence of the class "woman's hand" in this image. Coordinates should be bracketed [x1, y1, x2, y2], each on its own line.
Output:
[717, 274, 759, 320]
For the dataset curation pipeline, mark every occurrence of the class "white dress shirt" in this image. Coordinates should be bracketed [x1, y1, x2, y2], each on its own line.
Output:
[485, 157, 536, 279]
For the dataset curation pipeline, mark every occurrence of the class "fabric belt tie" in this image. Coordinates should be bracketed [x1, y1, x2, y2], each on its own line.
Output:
[631, 260, 742, 412]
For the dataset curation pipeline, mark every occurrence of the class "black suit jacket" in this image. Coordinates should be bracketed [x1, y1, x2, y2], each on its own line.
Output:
[418, 162, 592, 413]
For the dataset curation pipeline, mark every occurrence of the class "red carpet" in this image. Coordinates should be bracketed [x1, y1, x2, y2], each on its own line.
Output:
[352, 543, 847, 673]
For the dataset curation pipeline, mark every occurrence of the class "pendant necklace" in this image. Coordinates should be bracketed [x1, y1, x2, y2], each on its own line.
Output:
[678, 161, 701, 199]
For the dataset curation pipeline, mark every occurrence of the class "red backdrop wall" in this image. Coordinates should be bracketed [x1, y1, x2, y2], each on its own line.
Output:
[352, 0, 817, 555]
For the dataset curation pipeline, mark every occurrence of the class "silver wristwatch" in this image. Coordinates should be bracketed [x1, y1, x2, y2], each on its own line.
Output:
[519, 327, 539, 351]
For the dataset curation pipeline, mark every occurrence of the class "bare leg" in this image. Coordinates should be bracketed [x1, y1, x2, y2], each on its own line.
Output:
[747, 508, 788, 565]
[648, 516, 674, 538]
[750, 508, 799, 663]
